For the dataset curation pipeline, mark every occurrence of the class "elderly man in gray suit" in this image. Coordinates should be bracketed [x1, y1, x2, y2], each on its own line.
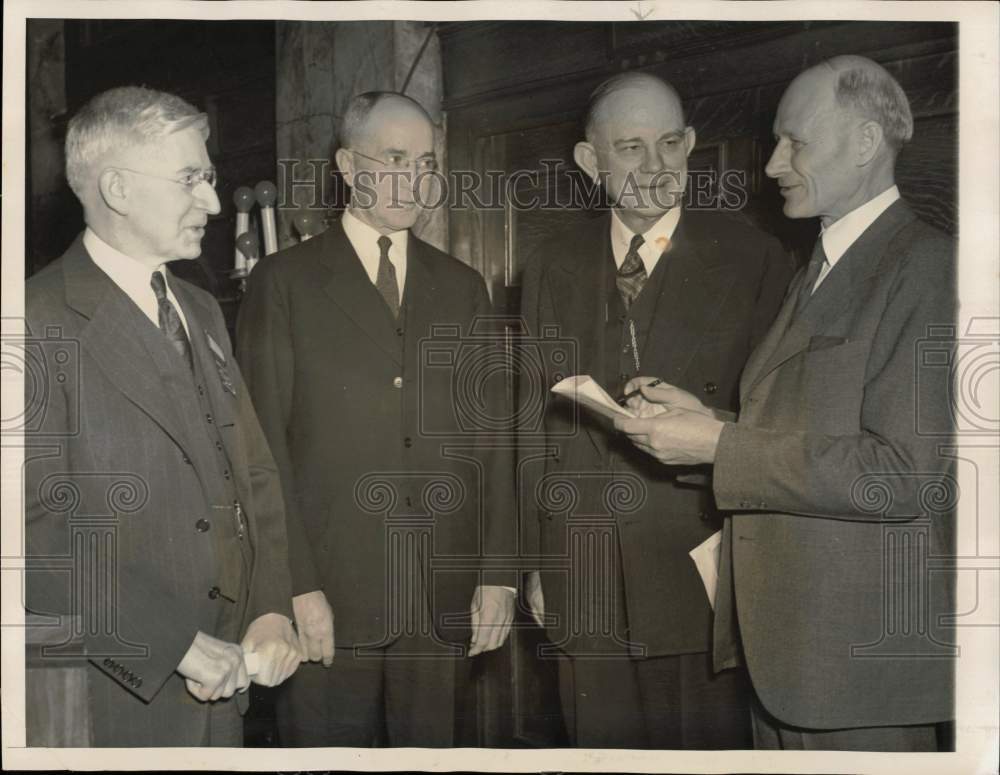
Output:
[615, 56, 956, 750]
[24, 86, 301, 746]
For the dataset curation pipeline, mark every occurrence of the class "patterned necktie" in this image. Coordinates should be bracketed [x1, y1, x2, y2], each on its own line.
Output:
[375, 235, 400, 319]
[792, 239, 828, 320]
[150, 270, 193, 369]
[616, 233, 647, 310]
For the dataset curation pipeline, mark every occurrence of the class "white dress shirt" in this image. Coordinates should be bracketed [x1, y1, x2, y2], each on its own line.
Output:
[815, 185, 900, 292]
[610, 206, 682, 275]
[83, 227, 190, 336]
[341, 208, 407, 304]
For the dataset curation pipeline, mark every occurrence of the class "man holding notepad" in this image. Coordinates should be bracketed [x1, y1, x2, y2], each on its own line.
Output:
[517, 72, 792, 748]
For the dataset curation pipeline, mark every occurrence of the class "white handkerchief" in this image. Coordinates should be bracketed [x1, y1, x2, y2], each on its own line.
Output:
[689, 530, 723, 609]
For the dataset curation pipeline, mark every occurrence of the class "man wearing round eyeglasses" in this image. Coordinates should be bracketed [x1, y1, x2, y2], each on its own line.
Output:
[25, 86, 301, 746]
[237, 91, 516, 746]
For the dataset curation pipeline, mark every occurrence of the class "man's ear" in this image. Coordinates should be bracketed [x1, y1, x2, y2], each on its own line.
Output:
[683, 126, 697, 157]
[334, 148, 355, 189]
[573, 141, 600, 183]
[856, 120, 885, 167]
[98, 168, 130, 216]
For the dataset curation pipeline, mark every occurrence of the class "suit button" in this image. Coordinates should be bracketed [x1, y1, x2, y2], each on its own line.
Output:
[182, 453, 192, 464]
[195, 518, 210, 532]
[205, 413, 214, 424]
[197, 385, 205, 396]
[208, 586, 221, 600]
[403, 437, 413, 448]
[396, 328, 404, 337]
[704, 382, 718, 394]
[223, 469, 231, 480]
[215, 441, 223, 451]
[393, 377, 403, 389]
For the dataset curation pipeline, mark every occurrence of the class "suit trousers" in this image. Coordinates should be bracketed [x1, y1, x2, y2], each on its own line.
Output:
[275, 631, 464, 747]
[749, 692, 940, 751]
[557, 650, 752, 749]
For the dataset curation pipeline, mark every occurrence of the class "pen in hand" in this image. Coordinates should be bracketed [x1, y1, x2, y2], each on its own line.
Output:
[616, 378, 663, 407]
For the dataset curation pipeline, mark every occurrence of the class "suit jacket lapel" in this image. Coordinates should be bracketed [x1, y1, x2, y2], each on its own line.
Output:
[64, 240, 197, 456]
[639, 211, 739, 383]
[170, 278, 242, 496]
[319, 222, 402, 365]
[547, 218, 613, 457]
[745, 199, 917, 394]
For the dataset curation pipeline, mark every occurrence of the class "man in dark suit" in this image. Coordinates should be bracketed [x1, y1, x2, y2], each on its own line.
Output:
[24, 86, 301, 747]
[236, 91, 516, 746]
[616, 56, 956, 750]
[517, 72, 793, 748]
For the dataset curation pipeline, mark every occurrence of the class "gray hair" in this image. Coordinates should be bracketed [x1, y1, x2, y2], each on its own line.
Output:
[338, 91, 431, 150]
[584, 71, 685, 142]
[65, 85, 208, 196]
[825, 55, 913, 150]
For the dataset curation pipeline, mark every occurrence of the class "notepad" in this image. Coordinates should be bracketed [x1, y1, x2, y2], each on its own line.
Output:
[550, 375, 635, 420]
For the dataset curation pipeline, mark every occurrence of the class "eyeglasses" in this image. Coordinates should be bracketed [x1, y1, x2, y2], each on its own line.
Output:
[348, 149, 439, 174]
[113, 166, 218, 191]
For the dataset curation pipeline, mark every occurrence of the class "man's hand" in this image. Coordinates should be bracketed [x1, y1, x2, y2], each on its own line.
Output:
[615, 407, 726, 465]
[241, 612, 303, 686]
[468, 585, 515, 657]
[292, 590, 335, 667]
[524, 570, 545, 629]
[176, 630, 249, 702]
[624, 379, 713, 418]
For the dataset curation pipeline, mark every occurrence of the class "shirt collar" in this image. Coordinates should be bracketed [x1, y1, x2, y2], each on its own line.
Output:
[83, 227, 171, 293]
[610, 206, 682, 274]
[341, 208, 408, 258]
[821, 185, 900, 267]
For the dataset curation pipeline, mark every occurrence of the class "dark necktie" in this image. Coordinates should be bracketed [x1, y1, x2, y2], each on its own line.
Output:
[150, 270, 193, 369]
[375, 235, 400, 319]
[616, 233, 647, 310]
[791, 239, 828, 321]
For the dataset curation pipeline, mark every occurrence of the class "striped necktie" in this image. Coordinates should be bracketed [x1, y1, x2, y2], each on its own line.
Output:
[150, 270, 193, 369]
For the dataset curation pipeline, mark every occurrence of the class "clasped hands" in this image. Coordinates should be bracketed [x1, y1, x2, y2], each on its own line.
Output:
[176, 612, 303, 702]
[613, 378, 726, 465]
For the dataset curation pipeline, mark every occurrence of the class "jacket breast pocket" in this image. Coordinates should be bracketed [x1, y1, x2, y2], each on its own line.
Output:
[800, 338, 870, 430]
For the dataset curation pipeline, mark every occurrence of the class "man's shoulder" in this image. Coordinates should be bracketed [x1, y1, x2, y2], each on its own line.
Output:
[889, 211, 955, 281]
[684, 208, 782, 250]
[410, 233, 484, 289]
[524, 214, 609, 275]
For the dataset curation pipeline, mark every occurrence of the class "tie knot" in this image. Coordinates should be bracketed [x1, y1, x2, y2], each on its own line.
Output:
[377, 235, 392, 258]
[628, 233, 645, 255]
[150, 270, 167, 300]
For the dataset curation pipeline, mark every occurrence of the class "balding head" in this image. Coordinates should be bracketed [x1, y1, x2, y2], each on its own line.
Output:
[584, 72, 685, 143]
[820, 55, 913, 150]
[339, 91, 434, 151]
